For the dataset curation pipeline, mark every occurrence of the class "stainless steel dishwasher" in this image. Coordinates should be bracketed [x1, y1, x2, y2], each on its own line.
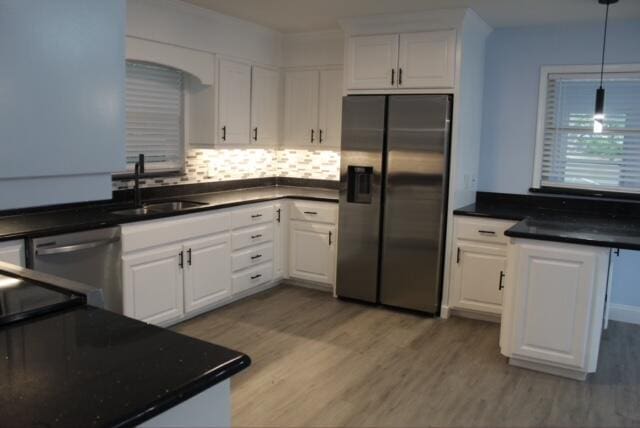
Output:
[27, 227, 122, 313]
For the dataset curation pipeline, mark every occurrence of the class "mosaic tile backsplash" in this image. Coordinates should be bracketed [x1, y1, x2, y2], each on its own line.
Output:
[112, 148, 340, 190]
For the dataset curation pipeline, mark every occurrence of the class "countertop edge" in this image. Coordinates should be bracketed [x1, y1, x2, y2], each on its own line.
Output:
[114, 353, 252, 428]
[0, 193, 338, 243]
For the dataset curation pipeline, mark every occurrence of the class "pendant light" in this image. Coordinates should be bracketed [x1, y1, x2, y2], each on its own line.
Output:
[594, 0, 618, 134]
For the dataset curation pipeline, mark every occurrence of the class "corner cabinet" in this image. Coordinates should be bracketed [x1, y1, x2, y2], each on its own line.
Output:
[217, 59, 280, 146]
[500, 239, 610, 380]
[448, 216, 516, 318]
[283, 68, 342, 148]
[346, 30, 456, 90]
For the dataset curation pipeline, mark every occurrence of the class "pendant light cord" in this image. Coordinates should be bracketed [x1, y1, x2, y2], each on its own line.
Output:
[599, 2, 610, 89]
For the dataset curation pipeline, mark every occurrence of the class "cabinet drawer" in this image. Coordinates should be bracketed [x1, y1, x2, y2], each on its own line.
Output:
[231, 204, 273, 229]
[232, 262, 273, 294]
[454, 216, 516, 245]
[232, 243, 274, 272]
[232, 224, 273, 250]
[290, 201, 337, 224]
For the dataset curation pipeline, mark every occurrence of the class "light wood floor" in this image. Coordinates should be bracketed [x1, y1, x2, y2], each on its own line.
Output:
[174, 285, 640, 427]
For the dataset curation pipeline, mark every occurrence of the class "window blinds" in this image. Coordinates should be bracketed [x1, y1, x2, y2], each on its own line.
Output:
[541, 72, 640, 193]
[125, 61, 184, 171]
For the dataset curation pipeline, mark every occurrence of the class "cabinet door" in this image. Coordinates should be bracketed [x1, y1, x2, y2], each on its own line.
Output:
[273, 202, 287, 279]
[346, 34, 399, 89]
[289, 220, 335, 284]
[251, 66, 280, 146]
[183, 234, 232, 314]
[283, 70, 319, 146]
[123, 243, 184, 326]
[0, 240, 25, 267]
[452, 241, 506, 315]
[398, 30, 456, 88]
[510, 242, 602, 369]
[318, 69, 343, 148]
[218, 59, 251, 144]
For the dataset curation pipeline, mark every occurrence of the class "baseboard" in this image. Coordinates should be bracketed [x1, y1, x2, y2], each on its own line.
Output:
[609, 303, 640, 325]
[282, 277, 332, 293]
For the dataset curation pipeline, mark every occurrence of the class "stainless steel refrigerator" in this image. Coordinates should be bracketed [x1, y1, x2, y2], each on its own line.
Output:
[336, 95, 452, 314]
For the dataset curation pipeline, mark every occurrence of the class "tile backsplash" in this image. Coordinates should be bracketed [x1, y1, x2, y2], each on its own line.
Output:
[112, 148, 340, 190]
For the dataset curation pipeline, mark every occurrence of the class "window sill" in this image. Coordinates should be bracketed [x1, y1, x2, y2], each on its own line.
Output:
[530, 186, 640, 202]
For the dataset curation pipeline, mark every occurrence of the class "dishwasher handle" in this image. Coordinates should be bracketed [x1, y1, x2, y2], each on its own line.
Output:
[35, 237, 119, 256]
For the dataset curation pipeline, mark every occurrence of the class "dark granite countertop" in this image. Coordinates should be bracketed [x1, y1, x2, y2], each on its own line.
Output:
[0, 185, 338, 242]
[0, 305, 250, 428]
[454, 192, 640, 250]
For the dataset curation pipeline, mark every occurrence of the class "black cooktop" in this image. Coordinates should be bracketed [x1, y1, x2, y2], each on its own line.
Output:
[0, 272, 84, 326]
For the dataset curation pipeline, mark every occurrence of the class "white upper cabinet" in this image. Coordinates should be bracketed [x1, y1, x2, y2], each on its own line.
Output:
[217, 58, 252, 144]
[250, 66, 280, 146]
[398, 30, 456, 88]
[284, 70, 320, 146]
[318, 69, 343, 148]
[346, 34, 399, 89]
[345, 30, 456, 90]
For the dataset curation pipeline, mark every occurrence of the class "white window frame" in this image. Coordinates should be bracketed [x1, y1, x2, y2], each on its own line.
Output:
[532, 63, 640, 193]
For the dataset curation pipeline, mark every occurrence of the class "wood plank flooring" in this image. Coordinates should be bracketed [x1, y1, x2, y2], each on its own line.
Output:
[174, 285, 640, 427]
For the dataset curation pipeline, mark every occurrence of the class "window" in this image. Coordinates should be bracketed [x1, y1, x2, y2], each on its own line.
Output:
[125, 61, 184, 173]
[533, 65, 640, 194]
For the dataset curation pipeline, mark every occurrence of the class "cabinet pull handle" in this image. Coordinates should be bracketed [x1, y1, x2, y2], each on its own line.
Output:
[304, 211, 318, 215]
[329, 231, 333, 246]
[276, 208, 281, 223]
[251, 274, 262, 280]
[456, 247, 460, 264]
[251, 214, 263, 219]
[221, 126, 226, 141]
[253, 127, 258, 141]
[391, 68, 395, 85]
[179, 251, 184, 269]
[398, 68, 403, 85]
[187, 248, 192, 266]
[498, 271, 505, 290]
[311, 129, 315, 143]
[319, 129, 323, 143]
[478, 230, 496, 235]
[251, 254, 262, 260]
[251, 234, 263, 239]
[614, 248, 620, 256]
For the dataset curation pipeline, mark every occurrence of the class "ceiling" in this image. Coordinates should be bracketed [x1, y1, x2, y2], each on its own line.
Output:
[182, 0, 640, 33]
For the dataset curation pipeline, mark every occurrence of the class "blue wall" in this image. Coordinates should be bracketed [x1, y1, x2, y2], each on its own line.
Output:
[478, 20, 640, 307]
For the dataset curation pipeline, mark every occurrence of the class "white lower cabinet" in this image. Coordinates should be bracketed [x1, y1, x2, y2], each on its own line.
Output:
[448, 216, 516, 317]
[500, 239, 610, 379]
[452, 242, 506, 315]
[289, 220, 336, 285]
[123, 243, 185, 326]
[0, 239, 25, 267]
[184, 234, 232, 313]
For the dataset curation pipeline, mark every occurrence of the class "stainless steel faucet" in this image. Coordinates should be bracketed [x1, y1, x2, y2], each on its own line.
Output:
[134, 154, 145, 208]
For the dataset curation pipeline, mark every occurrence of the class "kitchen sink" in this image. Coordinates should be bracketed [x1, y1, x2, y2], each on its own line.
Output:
[111, 200, 208, 216]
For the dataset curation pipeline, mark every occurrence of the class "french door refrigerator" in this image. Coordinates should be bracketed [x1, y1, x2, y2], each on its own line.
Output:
[336, 95, 452, 314]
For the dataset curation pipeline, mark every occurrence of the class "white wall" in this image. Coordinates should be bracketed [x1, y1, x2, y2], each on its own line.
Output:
[0, 0, 126, 209]
[126, 0, 282, 66]
[282, 30, 344, 68]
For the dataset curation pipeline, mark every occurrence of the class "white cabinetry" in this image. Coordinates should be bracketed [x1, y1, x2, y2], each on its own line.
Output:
[284, 68, 342, 148]
[288, 201, 338, 287]
[121, 211, 231, 326]
[0, 240, 25, 267]
[500, 239, 610, 380]
[250, 66, 280, 145]
[123, 243, 185, 326]
[449, 216, 516, 317]
[346, 30, 456, 90]
[217, 59, 252, 145]
[184, 234, 232, 313]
